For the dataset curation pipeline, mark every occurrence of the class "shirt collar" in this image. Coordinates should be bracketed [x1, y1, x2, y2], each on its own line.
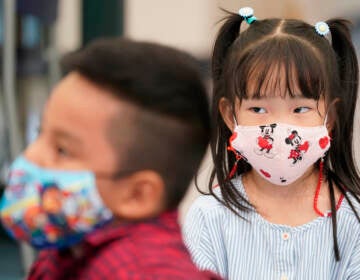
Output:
[84, 210, 179, 247]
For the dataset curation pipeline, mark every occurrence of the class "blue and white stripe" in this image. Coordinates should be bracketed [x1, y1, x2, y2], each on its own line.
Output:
[183, 177, 360, 280]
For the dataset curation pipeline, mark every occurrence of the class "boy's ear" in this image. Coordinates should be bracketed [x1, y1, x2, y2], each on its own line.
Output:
[113, 170, 166, 220]
[219, 97, 235, 131]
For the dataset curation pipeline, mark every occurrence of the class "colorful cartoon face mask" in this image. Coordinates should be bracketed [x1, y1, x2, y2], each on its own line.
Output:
[0, 156, 113, 249]
[230, 122, 330, 185]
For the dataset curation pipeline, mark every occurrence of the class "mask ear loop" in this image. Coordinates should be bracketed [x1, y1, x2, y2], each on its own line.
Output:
[323, 111, 333, 139]
[226, 115, 242, 179]
[213, 114, 242, 189]
[323, 112, 329, 127]
[233, 114, 238, 128]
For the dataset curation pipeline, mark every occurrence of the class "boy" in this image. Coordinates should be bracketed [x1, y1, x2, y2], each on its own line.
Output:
[0, 38, 220, 279]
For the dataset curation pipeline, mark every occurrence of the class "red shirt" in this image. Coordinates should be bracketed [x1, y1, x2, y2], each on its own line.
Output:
[28, 211, 221, 280]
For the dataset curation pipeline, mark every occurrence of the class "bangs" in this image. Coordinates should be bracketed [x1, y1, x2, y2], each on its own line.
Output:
[232, 36, 326, 100]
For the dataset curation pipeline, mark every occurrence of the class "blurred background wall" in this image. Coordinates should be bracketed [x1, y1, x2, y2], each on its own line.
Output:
[125, 0, 360, 57]
[0, 0, 359, 278]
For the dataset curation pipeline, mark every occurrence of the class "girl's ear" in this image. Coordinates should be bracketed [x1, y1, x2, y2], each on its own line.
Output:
[219, 97, 236, 131]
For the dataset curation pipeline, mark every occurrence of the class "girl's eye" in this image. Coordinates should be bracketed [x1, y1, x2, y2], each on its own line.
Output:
[294, 107, 311, 113]
[250, 107, 267, 114]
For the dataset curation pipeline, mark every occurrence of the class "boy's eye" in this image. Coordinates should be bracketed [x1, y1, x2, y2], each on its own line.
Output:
[36, 126, 42, 136]
[294, 107, 311, 113]
[250, 107, 267, 114]
[56, 146, 69, 157]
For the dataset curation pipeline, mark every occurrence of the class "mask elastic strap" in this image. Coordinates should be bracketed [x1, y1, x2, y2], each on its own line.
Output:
[323, 113, 329, 127]
[233, 114, 238, 129]
[213, 133, 242, 188]
[226, 116, 242, 179]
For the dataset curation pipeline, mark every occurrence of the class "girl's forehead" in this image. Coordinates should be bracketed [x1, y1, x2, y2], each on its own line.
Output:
[232, 37, 326, 101]
[245, 67, 302, 99]
[237, 59, 324, 101]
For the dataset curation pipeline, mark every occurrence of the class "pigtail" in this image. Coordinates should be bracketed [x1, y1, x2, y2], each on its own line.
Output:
[212, 11, 244, 81]
[326, 19, 360, 197]
[325, 19, 360, 262]
[202, 11, 252, 215]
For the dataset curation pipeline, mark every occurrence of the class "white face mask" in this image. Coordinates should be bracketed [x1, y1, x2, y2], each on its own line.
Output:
[230, 121, 330, 185]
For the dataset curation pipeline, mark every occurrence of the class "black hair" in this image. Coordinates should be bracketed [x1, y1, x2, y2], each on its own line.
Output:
[207, 12, 360, 261]
[60, 38, 210, 210]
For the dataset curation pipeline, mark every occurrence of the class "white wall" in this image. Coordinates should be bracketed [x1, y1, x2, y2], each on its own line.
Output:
[124, 0, 360, 56]
[124, 0, 219, 58]
[55, 0, 82, 54]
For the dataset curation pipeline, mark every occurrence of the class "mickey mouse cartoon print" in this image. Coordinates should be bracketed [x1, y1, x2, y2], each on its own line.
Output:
[255, 124, 277, 158]
[285, 130, 310, 164]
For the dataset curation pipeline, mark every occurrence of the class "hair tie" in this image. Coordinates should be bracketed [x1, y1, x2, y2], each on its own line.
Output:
[315, 21, 330, 36]
[238, 7, 257, 25]
[315, 21, 332, 44]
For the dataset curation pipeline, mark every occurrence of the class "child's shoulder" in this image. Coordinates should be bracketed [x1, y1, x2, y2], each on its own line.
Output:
[188, 178, 244, 217]
[340, 192, 360, 226]
[189, 191, 224, 215]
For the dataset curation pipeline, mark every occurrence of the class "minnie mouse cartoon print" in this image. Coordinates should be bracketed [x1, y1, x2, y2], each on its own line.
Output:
[285, 130, 310, 164]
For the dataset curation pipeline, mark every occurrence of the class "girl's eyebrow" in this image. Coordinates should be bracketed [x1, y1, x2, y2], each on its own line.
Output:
[248, 93, 309, 100]
[290, 94, 308, 99]
[247, 94, 266, 100]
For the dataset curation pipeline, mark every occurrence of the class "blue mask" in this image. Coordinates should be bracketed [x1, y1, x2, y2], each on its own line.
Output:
[0, 156, 113, 249]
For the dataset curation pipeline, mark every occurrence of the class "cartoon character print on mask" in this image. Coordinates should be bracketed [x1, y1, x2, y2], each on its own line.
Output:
[2, 178, 88, 247]
[255, 124, 277, 158]
[0, 156, 114, 249]
[1, 214, 29, 241]
[285, 130, 310, 164]
[40, 183, 73, 241]
[5, 170, 28, 199]
[39, 183, 101, 239]
[231, 122, 330, 185]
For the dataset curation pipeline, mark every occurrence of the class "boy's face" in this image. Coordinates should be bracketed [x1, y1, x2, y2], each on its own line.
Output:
[26, 72, 121, 173]
[24, 72, 165, 220]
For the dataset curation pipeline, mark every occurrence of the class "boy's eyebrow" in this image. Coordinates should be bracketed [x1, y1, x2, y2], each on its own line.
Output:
[53, 129, 83, 144]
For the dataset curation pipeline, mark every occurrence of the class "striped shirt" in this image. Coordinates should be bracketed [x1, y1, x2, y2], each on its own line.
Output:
[183, 177, 360, 280]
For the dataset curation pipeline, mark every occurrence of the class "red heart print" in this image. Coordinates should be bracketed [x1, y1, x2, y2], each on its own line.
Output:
[302, 141, 309, 152]
[260, 169, 271, 178]
[319, 137, 329, 149]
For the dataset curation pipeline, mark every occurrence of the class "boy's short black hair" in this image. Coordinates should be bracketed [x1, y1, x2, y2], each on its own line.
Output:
[61, 38, 210, 209]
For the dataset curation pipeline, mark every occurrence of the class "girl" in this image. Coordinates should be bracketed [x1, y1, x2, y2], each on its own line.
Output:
[183, 7, 360, 280]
